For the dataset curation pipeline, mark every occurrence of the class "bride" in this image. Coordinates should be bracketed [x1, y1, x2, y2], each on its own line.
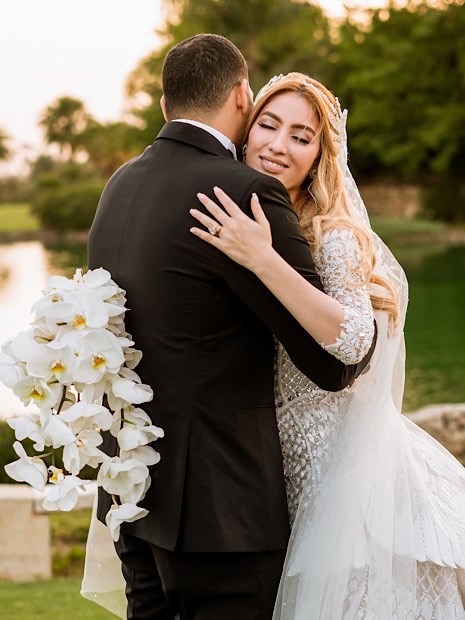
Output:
[190, 73, 465, 618]
[83, 72, 465, 618]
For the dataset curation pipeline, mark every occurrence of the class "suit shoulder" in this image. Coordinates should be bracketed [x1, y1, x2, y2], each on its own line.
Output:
[213, 159, 289, 197]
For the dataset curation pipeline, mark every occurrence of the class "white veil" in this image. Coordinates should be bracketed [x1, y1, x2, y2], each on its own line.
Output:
[81, 495, 127, 618]
[272, 89, 465, 619]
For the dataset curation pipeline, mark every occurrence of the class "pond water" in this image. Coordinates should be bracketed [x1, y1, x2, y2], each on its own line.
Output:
[0, 240, 463, 417]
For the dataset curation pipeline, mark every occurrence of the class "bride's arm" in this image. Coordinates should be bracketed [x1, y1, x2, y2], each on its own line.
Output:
[190, 187, 374, 364]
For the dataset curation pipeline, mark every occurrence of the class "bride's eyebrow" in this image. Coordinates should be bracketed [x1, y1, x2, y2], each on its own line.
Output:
[260, 111, 316, 137]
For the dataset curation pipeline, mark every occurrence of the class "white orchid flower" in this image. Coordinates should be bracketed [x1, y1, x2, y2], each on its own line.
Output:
[124, 407, 153, 426]
[47, 274, 80, 292]
[117, 425, 164, 451]
[30, 410, 76, 452]
[79, 378, 107, 404]
[120, 445, 161, 466]
[63, 429, 106, 475]
[31, 290, 65, 325]
[4, 442, 48, 491]
[25, 344, 77, 385]
[63, 288, 125, 326]
[97, 456, 149, 497]
[105, 503, 149, 542]
[111, 376, 153, 405]
[123, 348, 143, 369]
[59, 401, 113, 433]
[120, 475, 151, 505]
[82, 267, 112, 289]
[0, 350, 26, 388]
[30, 324, 55, 345]
[73, 330, 125, 384]
[45, 300, 93, 333]
[8, 331, 76, 385]
[13, 376, 61, 410]
[118, 367, 142, 382]
[117, 408, 164, 451]
[43, 473, 91, 512]
[109, 408, 122, 437]
[8, 412, 41, 441]
[9, 330, 42, 365]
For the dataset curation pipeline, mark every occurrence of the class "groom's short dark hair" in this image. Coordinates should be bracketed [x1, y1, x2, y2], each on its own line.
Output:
[162, 34, 248, 120]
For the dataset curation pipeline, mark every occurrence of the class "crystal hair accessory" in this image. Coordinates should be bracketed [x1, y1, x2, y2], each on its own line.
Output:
[254, 73, 347, 146]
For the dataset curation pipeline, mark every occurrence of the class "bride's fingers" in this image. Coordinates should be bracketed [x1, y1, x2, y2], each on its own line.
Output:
[189, 208, 221, 232]
[213, 186, 245, 218]
[250, 193, 270, 228]
[190, 226, 222, 248]
[196, 193, 229, 224]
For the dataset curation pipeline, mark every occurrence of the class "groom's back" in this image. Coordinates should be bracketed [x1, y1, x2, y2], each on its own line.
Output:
[88, 125, 291, 552]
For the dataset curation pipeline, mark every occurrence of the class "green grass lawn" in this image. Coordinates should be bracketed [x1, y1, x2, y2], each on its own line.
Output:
[0, 203, 39, 233]
[0, 578, 117, 619]
[370, 214, 447, 242]
[0, 509, 117, 618]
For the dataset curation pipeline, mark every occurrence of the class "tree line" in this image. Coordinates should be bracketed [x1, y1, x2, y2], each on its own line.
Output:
[1, 0, 464, 225]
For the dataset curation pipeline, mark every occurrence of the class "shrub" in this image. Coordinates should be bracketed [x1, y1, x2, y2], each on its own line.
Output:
[420, 178, 465, 223]
[32, 181, 104, 231]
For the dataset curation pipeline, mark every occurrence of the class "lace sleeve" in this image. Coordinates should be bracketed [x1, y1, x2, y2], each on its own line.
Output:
[313, 228, 375, 364]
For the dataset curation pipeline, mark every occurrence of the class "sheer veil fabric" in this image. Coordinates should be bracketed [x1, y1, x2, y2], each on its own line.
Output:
[81, 495, 127, 618]
[272, 110, 465, 619]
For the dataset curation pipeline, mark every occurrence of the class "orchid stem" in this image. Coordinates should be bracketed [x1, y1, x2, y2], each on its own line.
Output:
[55, 385, 67, 416]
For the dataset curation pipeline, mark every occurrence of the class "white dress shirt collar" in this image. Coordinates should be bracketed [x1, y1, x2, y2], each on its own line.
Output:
[172, 119, 237, 160]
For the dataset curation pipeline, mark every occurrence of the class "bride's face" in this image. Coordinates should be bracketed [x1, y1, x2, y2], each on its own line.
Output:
[246, 92, 320, 203]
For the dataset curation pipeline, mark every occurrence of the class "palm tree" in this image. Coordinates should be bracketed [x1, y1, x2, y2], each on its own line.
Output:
[39, 96, 90, 161]
[0, 128, 10, 161]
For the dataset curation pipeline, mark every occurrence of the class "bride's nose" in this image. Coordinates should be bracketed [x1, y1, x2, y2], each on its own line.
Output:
[268, 130, 288, 154]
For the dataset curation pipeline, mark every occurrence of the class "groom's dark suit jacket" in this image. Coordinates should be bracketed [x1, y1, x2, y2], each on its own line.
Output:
[88, 121, 376, 553]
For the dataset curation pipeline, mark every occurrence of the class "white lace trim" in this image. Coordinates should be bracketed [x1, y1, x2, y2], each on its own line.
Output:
[314, 228, 375, 365]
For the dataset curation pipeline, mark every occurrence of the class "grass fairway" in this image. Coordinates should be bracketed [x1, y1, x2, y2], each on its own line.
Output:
[0, 578, 116, 619]
[370, 214, 446, 242]
[0, 203, 39, 233]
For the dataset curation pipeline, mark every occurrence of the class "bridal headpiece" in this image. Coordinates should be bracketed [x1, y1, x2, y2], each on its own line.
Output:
[255, 73, 347, 152]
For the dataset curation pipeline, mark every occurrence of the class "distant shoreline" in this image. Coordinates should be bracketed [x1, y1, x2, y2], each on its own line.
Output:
[0, 230, 89, 244]
[2, 228, 465, 247]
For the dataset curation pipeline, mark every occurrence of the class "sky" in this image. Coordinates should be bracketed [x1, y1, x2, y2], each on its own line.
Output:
[0, 0, 386, 176]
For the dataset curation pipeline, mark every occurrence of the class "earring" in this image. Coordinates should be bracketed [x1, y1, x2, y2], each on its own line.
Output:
[308, 167, 317, 179]
[242, 144, 248, 162]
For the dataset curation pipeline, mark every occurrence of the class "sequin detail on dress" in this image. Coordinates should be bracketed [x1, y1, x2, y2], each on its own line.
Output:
[314, 228, 374, 365]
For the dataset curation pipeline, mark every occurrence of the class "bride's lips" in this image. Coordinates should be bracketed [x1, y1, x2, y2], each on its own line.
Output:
[259, 156, 288, 174]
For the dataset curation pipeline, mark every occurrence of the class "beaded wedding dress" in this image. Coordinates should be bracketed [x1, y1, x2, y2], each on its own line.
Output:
[272, 225, 465, 619]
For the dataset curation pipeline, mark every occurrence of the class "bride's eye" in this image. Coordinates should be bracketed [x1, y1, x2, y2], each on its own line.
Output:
[258, 121, 276, 131]
[292, 134, 311, 145]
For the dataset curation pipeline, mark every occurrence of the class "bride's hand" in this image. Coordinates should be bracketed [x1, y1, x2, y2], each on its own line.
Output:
[190, 186, 273, 273]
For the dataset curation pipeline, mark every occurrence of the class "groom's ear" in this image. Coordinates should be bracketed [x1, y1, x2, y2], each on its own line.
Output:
[235, 79, 252, 116]
[160, 95, 168, 121]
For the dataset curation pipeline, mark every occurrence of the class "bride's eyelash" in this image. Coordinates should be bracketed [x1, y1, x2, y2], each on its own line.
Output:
[292, 135, 310, 145]
[258, 121, 276, 130]
[258, 121, 312, 145]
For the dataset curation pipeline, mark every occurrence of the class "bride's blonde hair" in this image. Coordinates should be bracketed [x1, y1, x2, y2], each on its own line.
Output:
[245, 73, 399, 327]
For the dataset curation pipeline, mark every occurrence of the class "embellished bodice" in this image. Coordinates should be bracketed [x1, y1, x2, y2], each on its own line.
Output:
[275, 228, 375, 523]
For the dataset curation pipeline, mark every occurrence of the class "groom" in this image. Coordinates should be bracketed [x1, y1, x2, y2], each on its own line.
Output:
[88, 34, 376, 619]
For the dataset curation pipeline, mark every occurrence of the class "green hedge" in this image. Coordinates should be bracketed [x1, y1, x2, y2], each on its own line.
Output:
[32, 181, 104, 231]
[0, 419, 97, 483]
[420, 178, 465, 223]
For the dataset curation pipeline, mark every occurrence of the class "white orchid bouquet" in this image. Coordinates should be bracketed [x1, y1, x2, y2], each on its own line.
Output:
[0, 267, 163, 541]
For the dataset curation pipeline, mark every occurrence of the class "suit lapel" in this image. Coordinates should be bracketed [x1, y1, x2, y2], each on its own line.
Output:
[156, 121, 234, 159]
